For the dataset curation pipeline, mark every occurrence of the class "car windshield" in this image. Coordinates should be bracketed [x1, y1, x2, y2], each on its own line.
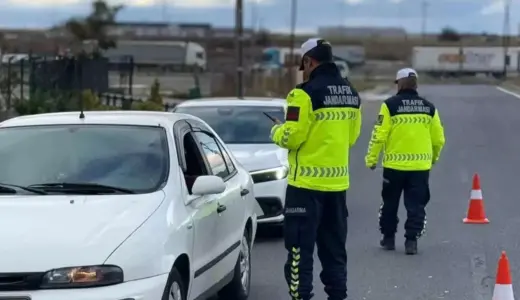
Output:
[0, 125, 169, 193]
[175, 105, 286, 144]
[261, 53, 273, 63]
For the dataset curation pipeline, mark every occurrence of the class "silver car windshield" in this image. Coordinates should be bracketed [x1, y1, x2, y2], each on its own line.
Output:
[0, 124, 169, 193]
[175, 106, 286, 144]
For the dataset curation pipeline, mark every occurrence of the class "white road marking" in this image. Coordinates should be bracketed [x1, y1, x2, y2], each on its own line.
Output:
[496, 86, 520, 99]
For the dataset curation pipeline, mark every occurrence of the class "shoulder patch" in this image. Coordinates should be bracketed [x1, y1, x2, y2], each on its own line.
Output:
[286, 106, 300, 121]
[376, 114, 384, 125]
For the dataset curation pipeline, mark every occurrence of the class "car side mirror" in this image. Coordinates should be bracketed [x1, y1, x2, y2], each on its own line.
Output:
[191, 175, 226, 196]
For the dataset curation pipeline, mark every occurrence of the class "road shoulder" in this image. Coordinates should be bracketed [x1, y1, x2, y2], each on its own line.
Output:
[497, 82, 520, 99]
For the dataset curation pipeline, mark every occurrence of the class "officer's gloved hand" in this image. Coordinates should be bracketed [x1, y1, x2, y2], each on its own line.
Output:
[369, 165, 376, 170]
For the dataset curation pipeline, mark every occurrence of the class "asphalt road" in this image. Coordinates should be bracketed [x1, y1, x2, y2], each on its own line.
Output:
[248, 84, 520, 300]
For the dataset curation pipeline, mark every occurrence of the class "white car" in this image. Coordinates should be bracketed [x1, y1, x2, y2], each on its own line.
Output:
[0, 111, 257, 300]
[174, 98, 288, 229]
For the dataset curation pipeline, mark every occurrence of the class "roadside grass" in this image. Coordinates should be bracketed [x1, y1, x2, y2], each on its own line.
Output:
[499, 77, 520, 92]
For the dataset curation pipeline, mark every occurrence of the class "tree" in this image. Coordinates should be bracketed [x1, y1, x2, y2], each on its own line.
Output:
[131, 79, 164, 111]
[148, 79, 163, 105]
[438, 27, 461, 42]
[65, 0, 123, 52]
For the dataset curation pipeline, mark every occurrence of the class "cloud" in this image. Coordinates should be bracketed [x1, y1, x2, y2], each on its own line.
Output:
[172, 0, 271, 8]
[344, 0, 365, 4]
[3, 0, 270, 8]
[480, 0, 505, 15]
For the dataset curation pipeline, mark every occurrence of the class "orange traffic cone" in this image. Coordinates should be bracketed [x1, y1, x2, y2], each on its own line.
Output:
[463, 173, 489, 224]
[492, 251, 514, 300]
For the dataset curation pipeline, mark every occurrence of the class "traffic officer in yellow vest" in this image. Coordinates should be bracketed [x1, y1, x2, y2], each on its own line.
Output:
[365, 68, 445, 255]
[270, 38, 362, 300]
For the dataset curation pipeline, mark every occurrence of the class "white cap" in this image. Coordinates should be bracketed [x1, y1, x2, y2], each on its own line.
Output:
[395, 68, 418, 82]
[299, 38, 333, 70]
[301, 38, 330, 55]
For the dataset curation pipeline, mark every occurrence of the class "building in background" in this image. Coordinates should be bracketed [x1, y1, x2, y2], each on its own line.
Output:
[318, 26, 407, 39]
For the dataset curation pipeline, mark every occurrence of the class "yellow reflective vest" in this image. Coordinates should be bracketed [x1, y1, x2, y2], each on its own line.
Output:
[365, 89, 445, 171]
[271, 63, 362, 192]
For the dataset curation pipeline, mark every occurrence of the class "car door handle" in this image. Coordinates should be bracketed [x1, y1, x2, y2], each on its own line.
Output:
[217, 203, 227, 213]
[240, 189, 249, 196]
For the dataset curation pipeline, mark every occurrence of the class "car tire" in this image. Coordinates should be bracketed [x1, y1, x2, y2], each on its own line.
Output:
[161, 267, 187, 300]
[218, 228, 251, 300]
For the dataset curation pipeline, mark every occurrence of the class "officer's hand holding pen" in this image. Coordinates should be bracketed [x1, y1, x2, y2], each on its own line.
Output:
[263, 112, 282, 124]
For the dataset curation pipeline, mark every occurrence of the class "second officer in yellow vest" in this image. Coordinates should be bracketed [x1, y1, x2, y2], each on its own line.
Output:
[271, 38, 361, 300]
[365, 68, 445, 255]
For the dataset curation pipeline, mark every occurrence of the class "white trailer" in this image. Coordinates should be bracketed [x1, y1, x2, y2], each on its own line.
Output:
[412, 46, 520, 77]
[84, 40, 207, 72]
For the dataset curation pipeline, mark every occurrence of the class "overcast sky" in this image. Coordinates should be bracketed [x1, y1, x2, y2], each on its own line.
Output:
[0, 0, 518, 34]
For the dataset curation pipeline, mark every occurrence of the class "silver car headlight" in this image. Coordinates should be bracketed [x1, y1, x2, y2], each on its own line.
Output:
[40, 265, 123, 289]
[250, 166, 288, 184]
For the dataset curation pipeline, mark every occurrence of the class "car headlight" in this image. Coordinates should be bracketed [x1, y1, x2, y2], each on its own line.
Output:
[40, 265, 123, 289]
[250, 166, 288, 184]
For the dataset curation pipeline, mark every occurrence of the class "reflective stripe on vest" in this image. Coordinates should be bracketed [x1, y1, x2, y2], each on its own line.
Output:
[314, 111, 357, 121]
[293, 166, 349, 177]
[391, 115, 431, 125]
[280, 128, 290, 147]
[383, 153, 432, 162]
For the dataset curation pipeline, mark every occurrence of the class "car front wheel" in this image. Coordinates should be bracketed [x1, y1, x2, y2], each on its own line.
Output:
[218, 229, 251, 300]
[162, 267, 186, 300]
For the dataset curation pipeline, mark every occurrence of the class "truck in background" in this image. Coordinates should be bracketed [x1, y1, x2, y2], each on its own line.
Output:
[412, 46, 520, 78]
[332, 45, 366, 68]
[257, 47, 354, 78]
[84, 40, 207, 72]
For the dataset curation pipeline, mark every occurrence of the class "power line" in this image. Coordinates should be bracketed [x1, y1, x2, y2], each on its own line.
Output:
[161, 0, 168, 23]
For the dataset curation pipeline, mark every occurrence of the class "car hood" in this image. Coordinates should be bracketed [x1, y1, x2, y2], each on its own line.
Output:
[227, 144, 287, 172]
[0, 192, 165, 272]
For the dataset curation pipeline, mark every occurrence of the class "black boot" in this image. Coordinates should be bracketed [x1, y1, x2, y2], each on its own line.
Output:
[379, 235, 395, 250]
[405, 239, 418, 255]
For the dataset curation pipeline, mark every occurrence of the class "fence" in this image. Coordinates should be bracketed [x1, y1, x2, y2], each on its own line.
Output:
[99, 93, 178, 111]
[0, 54, 135, 108]
[211, 68, 300, 98]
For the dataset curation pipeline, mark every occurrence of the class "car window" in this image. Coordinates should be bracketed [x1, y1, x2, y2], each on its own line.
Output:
[193, 132, 230, 179]
[0, 125, 169, 193]
[175, 106, 286, 144]
[217, 138, 236, 174]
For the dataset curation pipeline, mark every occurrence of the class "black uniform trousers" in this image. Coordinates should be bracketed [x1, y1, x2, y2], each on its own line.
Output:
[283, 185, 348, 300]
[379, 167, 430, 240]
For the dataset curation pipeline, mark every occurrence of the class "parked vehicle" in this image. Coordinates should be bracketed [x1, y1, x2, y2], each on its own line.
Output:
[258, 47, 351, 78]
[412, 46, 520, 77]
[0, 111, 256, 300]
[174, 98, 288, 232]
[85, 40, 207, 71]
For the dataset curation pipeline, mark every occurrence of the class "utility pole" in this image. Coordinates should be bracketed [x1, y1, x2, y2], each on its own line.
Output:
[249, 0, 258, 73]
[420, 0, 428, 44]
[502, 0, 511, 77]
[288, 0, 297, 87]
[235, 0, 244, 98]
